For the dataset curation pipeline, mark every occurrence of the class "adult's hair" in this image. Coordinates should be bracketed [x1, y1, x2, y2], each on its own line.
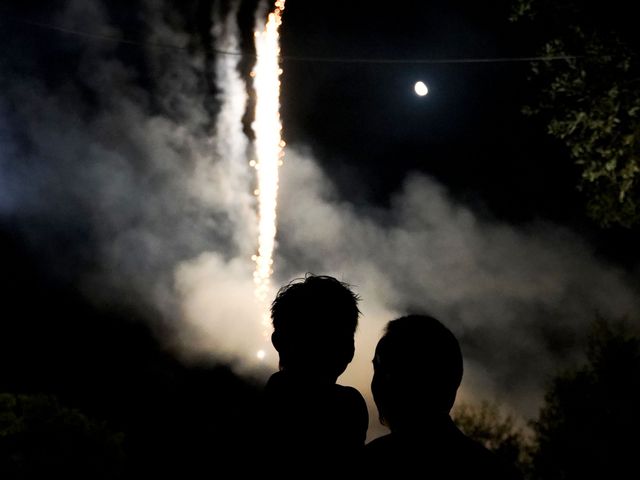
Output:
[270, 274, 360, 372]
[372, 314, 463, 427]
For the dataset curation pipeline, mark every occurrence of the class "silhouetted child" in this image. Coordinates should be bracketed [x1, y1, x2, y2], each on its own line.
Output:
[263, 274, 368, 473]
[363, 315, 521, 479]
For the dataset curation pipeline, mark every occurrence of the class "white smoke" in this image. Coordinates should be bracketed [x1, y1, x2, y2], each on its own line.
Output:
[1, 0, 639, 442]
[168, 0, 272, 368]
[273, 148, 639, 436]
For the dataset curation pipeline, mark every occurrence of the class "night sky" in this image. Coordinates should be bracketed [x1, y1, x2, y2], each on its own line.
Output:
[1, 0, 639, 454]
[279, 2, 564, 214]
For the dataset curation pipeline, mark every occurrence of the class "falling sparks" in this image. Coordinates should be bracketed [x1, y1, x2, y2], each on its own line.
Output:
[251, 0, 286, 355]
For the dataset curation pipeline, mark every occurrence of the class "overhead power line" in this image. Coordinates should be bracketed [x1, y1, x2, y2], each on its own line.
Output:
[279, 54, 579, 64]
[5, 15, 581, 64]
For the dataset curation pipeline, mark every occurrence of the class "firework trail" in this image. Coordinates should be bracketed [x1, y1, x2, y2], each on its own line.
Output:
[251, 0, 286, 357]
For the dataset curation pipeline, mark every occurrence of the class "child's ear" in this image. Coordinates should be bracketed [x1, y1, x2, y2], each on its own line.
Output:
[346, 339, 355, 363]
[271, 331, 281, 352]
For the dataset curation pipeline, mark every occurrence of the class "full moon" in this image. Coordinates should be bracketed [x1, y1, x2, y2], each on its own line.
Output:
[414, 81, 429, 96]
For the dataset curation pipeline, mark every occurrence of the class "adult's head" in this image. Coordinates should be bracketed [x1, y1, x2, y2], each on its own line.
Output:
[271, 274, 361, 382]
[371, 314, 463, 430]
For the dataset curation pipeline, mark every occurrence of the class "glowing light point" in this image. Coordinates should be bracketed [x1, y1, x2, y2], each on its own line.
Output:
[257, 350, 266, 360]
[414, 81, 429, 96]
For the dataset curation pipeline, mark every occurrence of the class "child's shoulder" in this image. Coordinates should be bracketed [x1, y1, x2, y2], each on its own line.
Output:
[334, 384, 367, 410]
[334, 383, 365, 398]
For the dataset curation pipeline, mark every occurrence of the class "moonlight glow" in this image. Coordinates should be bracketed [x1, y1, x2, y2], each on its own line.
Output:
[414, 81, 429, 96]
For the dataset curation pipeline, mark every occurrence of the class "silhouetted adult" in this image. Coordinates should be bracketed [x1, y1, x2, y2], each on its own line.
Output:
[263, 274, 368, 474]
[363, 315, 521, 479]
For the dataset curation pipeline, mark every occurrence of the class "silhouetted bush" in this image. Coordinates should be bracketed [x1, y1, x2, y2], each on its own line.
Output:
[531, 318, 640, 479]
[0, 393, 125, 479]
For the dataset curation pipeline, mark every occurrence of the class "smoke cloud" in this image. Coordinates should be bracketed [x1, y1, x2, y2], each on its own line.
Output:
[1, 0, 639, 440]
[275, 149, 639, 424]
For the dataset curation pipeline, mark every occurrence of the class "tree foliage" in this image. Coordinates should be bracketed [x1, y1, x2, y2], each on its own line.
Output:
[453, 400, 531, 475]
[511, 0, 640, 227]
[530, 318, 640, 479]
[0, 393, 125, 479]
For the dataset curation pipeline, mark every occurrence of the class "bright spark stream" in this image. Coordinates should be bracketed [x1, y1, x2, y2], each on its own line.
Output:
[251, 1, 286, 344]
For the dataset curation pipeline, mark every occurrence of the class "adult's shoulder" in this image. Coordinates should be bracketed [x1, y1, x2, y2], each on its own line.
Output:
[361, 434, 406, 477]
[457, 434, 522, 480]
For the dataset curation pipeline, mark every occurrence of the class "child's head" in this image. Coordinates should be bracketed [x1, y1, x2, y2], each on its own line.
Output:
[271, 274, 361, 382]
